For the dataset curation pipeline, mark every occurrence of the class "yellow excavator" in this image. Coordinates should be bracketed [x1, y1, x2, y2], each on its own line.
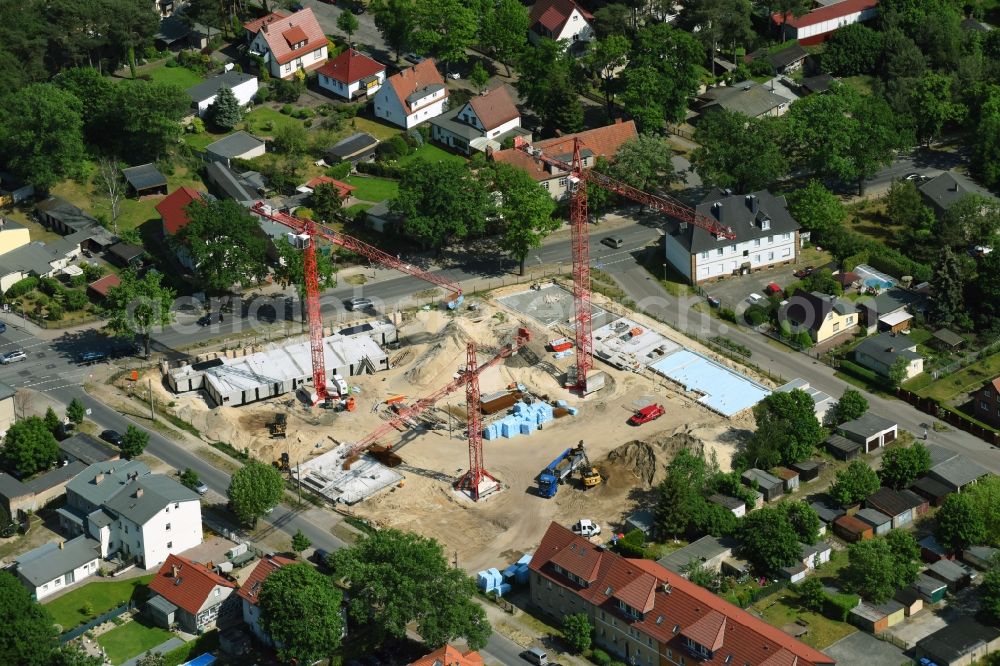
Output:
[581, 465, 603, 489]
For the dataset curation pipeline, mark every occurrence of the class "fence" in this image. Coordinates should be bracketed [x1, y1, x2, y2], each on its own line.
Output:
[896, 388, 1000, 446]
[17, 310, 102, 330]
[59, 601, 135, 644]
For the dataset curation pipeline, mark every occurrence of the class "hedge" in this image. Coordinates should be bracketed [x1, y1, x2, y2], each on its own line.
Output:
[356, 162, 404, 179]
[838, 359, 884, 386]
[822, 591, 860, 622]
[5, 277, 38, 298]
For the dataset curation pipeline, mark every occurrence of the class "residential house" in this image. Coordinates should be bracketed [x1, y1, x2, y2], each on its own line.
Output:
[430, 86, 529, 155]
[855, 508, 892, 536]
[894, 588, 924, 617]
[0, 456, 89, 519]
[204, 131, 266, 167]
[741, 468, 783, 501]
[0, 219, 30, 258]
[932, 328, 965, 351]
[317, 48, 386, 100]
[699, 82, 791, 119]
[773, 0, 879, 45]
[58, 433, 119, 466]
[800, 74, 836, 95]
[912, 572, 947, 603]
[106, 242, 145, 269]
[777, 379, 834, 423]
[972, 377, 1000, 429]
[0, 233, 82, 293]
[928, 455, 989, 493]
[529, 523, 836, 666]
[14, 535, 102, 600]
[775, 467, 799, 492]
[365, 200, 403, 234]
[0, 474, 34, 519]
[963, 546, 998, 570]
[657, 535, 736, 575]
[857, 288, 927, 334]
[88, 274, 121, 301]
[707, 494, 745, 517]
[927, 559, 971, 591]
[325, 132, 379, 166]
[833, 514, 873, 542]
[57, 460, 203, 570]
[768, 43, 809, 74]
[186, 71, 259, 118]
[911, 475, 952, 506]
[864, 487, 914, 529]
[663, 190, 800, 284]
[373, 59, 448, 129]
[409, 645, 484, 666]
[35, 197, 116, 250]
[238, 554, 296, 645]
[204, 162, 255, 204]
[528, 0, 594, 47]
[155, 15, 210, 50]
[853, 331, 923, 380]
[625, 508, 656, 536]
[489, 120, 638, 200]
[121, 163, 168, 197]
[244, 9, 328, 80]
[157, 187, 205, 239]
[298, 175, 355, 201]
[779, 291, 858, 344]
[849, 600, 905, 633]
[915, 620, 1000, 666]
[0, 172, 35, 206]
[919, 171, 999, 218]
[147, 554, 238, 632]
[825, 433, 862, 460]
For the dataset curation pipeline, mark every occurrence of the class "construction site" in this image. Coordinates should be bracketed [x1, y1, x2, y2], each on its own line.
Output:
[146, 138, 772, 571]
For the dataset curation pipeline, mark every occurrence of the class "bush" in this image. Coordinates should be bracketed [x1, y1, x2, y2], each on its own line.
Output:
[39, 278, 63, 297]
[5, 277, 38, 298]
[839, 359, 882, 385]
[590, 649, 611, 666]
[280, 104, 294, 115]
[719, 307, 737, 323]
[82, 263, 104, 281]
[822, 591, 860, 622]
[165, 57, 178, 67]
[615, 529, 646, 558]
[292, 107, 315, 119]
[254, 87, 270, 104]
[326, 161, 352, 180]
[749, 58, 774, 77]
[272, 78, 303, 103]
[356, 161, 404, 179]
[47, 303, 63, 321]
[64, 290, 89, 311]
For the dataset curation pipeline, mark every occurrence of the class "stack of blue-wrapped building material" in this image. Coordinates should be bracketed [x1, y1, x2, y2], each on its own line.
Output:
[476, 568, 504, 593]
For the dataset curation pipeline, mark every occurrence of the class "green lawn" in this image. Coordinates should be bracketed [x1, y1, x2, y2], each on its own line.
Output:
[242, 106, 306, 137]
[44, 574, 155, 631]
[914, 349, 1000, 402]
[399, 143, 467, 167]
[97, 620, 173, 665]
[344, 202, 373, 216]
[144, 63, 204, 89]
[353, 116, 406, 141]
[753, 587, 857, 650]
[344, 175, 399, 202]
[842, 75, 876, 95]
[162, 630, 218, 666]
[183, 128, 230, 152]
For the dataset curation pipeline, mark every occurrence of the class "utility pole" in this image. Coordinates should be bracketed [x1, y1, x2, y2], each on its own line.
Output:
[148, 378, 154, 421]
[296, 462, 302, 502]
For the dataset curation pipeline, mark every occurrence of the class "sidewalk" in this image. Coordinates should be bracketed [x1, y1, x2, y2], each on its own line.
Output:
[117, 637, 185, 666]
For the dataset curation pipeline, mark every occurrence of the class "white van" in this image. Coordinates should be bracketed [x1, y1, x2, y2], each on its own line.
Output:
[522, 648, 547, 666]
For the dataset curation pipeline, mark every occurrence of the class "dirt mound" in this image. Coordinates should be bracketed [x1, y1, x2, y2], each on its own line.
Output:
[606, 428, 705, 487]
[402, 317, 509, 388]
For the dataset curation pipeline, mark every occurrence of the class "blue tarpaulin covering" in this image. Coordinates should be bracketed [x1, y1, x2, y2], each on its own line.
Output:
[650, 350, 770, 416]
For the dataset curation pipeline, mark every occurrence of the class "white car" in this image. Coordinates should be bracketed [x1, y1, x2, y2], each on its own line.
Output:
[332, 374, 349, 396]
[571, 519, 601, 537]
[447, 72, 461, 80]
[745, 293, 764, 305]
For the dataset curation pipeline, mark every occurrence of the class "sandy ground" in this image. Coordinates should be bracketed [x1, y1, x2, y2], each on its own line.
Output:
[152, 293, 759, 573]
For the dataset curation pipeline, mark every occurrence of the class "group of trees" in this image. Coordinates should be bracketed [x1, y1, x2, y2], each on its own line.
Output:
[733, 389, 826, 471]
[843, 530, 920, 603]
[933, 475, 1000, 551]
[737, 501, 821, 574]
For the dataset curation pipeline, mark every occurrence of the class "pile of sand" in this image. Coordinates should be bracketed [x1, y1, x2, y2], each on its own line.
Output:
[606, 427, 705, 487]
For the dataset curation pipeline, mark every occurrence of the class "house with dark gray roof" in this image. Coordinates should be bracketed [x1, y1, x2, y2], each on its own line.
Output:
[768, 43, 809, 73]
[927, 558, 971, 591]
[35, 197, 116, 249]
[810, 498, 845, 525]
[800, 74, 835, 95]
[625, 508, 655, 535]
[825, 433, 862, 460]
[14, 535, 102, 600]
[657, 535, 738, 574]
[919, 170, 998, 217]
[779, 290, 859, 343]
[916, 619, 1000, 666]
[837, 412, 898, 453]
[741, 468, 784, 501]
[699, 81, 791, 118]
[707, 493, 746, 517]
[853, 331, 923, 381]
[865, 487, 914, 528]
[186, 71, 258, 117]
[204, 131, 266, 166]
[205, 161, 254, 203]
[325, 132, 378, 165]
[664, 189, 800, 284]
[59, 433, 119, 466]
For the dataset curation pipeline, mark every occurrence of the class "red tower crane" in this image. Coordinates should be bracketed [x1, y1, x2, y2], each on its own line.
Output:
[250, 201, 464, 402]
[341, 328, 531, 492]
[512, 137, 736, 394]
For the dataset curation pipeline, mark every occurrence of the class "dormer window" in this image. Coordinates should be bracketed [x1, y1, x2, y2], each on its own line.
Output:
[605, 586, 613, 595]
[553, 564, 563, 574]
[656, 615, 665, 625]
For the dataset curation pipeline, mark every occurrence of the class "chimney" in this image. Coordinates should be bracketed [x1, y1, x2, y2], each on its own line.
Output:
[94, 473, 105, 484]
[171, 564, 180, 578]
[614, 118, 623, 125]
[746, 194, 759, 215]
[712, 201, 723, 222]
[887, 346, 895, 353]
[134, 487, 143, 498]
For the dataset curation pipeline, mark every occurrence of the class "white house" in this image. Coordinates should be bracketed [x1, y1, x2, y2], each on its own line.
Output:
[244, 9, 328, 80]
[238, 554, 296, 645]
[529, 0, 594, 46]
[57, 460, 203, 570]
[772, 0, 878, 45]
[663, 189, 800, 284]
[147, 554, 237, 632]
[430, 86, 527, 155]
[317, 48, 386, 100]
[373, 58, 448, 129]
[14, 536, 102, 600]
[186, 71, 259, 118]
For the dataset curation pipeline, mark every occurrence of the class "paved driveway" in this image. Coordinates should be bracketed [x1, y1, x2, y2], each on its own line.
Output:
[824, 630, 908, 665]
[700, 262, 805, 312]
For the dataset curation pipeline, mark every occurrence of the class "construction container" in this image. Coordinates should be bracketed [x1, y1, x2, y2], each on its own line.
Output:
[548, 337, 573, 352]
[515, 564, 530, 584]
[503, 565, 518, 580]
[481, 391, 521, 415]
[517, 553, 533, 566]
[496, 583, 513, 597]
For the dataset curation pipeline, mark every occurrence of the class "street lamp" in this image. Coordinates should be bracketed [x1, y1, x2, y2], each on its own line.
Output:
[662, 263, 667, 282]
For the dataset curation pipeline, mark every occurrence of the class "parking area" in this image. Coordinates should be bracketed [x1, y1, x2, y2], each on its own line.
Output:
[698, 262, 805, 312]
[823, 630, 908, 665]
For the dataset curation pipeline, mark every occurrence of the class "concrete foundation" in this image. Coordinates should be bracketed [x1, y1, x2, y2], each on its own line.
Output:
[295, 443, 404, 504]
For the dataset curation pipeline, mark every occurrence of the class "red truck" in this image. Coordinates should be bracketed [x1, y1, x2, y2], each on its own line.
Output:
[629, 404, 665, 425]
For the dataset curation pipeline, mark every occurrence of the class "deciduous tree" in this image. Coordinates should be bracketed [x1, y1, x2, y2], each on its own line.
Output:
[780, 500, 820, 545]
[0, 570, 56, 665]
[50, 644, 103, 666]
[337, 11, 359, 44]
[104, 269, 175, 357]
[844, 534, 919, 603]
[480, 0, 528, 77]
[291, 529, 312, 556]
[179, 468, 200, 491]
[886, 179, 935, 250]
[227, 459, 284, 526]
[749, 389, 824, 466]
[887, 356, 910, 389]
[111, 80, 192, 162]
[0, 83, 86, 190]
[879, 443, 930, 489]
[175, 199, 269, 292]
[737, 506, 802, 574]
[469, 61, 489, 92]
[936, 492, 987, 551]
[259, 563, 344, 664]
[562, 613, 592, 653]
[830, 460, 880, 507]
[484, 163, 558, 275]
[67, 399, 86, 425]
[330, 529, 491, 649]
[516, 39, 584, 135]
[908, 71, 965, 145]
[119, 425, 148, 459]
[821, 23, 883, 75]
[412, 0, 477, 68]
[1, 417, 59, 478]
[586, 35, 629, 122]
[981, 553, 1000, 621]
[371, 0, 417, 61]
[609, 135, 675, 194]
[620, 23, 701, 130]
[274, 238, 338, 307]
[309, 182, 344, 223]
[829, 389, 868, 425]
[392, 160, 489, 251]
[691, 111, 788, 192]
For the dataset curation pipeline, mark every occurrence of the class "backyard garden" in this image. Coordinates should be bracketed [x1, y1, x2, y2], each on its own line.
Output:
[44, 574, 154, 631]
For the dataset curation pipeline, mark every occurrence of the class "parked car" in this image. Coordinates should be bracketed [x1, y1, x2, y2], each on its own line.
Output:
[764, 282, 783, 297]
[290, 1, 304, 9]
[707, 296, 721, 308]
[77, 350, 108, 365]
[194, 481, 209, 496]
[745, 293, 764, 305]
[197, 313, 223, 326]
[346, 297, 374, 311]
[101, 429, 123, 446]
[571, 519, 601, 537]
[0, 322, 7, 334]
[904, 172, 925, 182]
[350, 3, 364, 13]
[446, 72, 460, 79]
[601, 236, 624, 248]
[793, 266, 815, 279]
[521, 648, 548, 666]
[0, 350, 26, 364]
[312, 548, 331, 566]
[403, 53, 425, 64]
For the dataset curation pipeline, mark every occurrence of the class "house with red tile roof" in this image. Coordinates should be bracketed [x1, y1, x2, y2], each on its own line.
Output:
[529, 0, 594, 47]
[430, 86, 530, 155]
[237, 554, 295, 645]
[147, 554, 237, 632]
[373, 59, 448, 129]
[772, 0, 879, 45]
[529, 522, 835, 666]
[87, 273, 121, 300]
[156, 186, 205, 237]
[409, 644, 484, 666]
[300, 175, 356, 200]
[489, 120, 637, 200]
[244, 8, 328, 80]
[317, 48, 387, 100]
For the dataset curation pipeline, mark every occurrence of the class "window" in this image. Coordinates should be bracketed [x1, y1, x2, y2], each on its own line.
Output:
[754, 254, 760, 263]
[730, 244, 736, 252]
[167, 541, 172, 548]
[700, 251, 709, 259]
[314, 50, 322, 61]
[542, 181, 550, 190]
[782, 248, 791, 257]
[833, 323, 840, 332]
[559, 177, 568, 187]
[754, 239, 761, 247]
[984, 401, 990, 410]
[717, 248, 724, 256]
[768, 251, 774, 261]
[166, 523, 171, 531]
[847, 316, 854, 325]
[768, 235, 773, 244]
[782, 233, 791, 240]
[215, 588, 220, 596]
